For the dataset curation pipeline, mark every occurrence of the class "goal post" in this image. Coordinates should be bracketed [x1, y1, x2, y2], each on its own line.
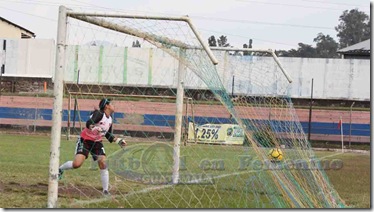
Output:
[210, 47, 292, 83]
[47, 5, 67, 208]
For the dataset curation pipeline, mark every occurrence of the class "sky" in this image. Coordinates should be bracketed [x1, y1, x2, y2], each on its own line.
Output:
[0, 0, 371, 50]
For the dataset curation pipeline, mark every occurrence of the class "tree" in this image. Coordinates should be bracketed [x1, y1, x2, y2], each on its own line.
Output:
[313, 33, 339, 58]
[287, 49, 299, 57]
[275, 50, 290, 57]
[132, 40, 141, 47]
[232, 51, 242, 56]
[335, 9, 370, 48]
[243, 44, 249, 56]
[275, 43, 317, 58]
[296, 43, 317, 57]
[208, 36, 217, 47]
[275, 9, 369, 58]
[217, 35, 230, 47]
[243, 39, 253, 56]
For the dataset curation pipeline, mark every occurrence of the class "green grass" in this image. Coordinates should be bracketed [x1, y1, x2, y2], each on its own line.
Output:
[0, 133, 370, 208]
[314, 151, 371, 208]
[311, 141, 371, 151]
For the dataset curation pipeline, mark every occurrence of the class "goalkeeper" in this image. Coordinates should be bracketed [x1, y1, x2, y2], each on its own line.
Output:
[58, 98, 126, 196]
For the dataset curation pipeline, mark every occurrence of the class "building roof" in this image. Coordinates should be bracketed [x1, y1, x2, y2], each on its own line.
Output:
[0, 16, 35, 37]
[337, 39, 370, 54]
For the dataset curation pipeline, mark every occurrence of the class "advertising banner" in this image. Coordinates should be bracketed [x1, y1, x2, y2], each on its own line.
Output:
[187, 122, 245, 145]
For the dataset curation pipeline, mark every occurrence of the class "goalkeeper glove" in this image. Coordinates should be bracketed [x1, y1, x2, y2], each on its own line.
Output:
[115, 138, 126, 147]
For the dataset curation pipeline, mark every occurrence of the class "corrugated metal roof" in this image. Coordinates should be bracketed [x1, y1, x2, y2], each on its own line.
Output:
[337, 39, 370, 53]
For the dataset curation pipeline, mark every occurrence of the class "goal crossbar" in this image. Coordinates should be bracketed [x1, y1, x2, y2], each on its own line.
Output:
[210, 47, 293, 83]
[67, 11, 218, 65]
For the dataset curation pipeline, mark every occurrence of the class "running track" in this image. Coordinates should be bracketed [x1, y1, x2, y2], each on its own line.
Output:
[0, 96, 370, 143]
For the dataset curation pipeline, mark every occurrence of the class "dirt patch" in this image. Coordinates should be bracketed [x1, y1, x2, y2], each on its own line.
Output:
[1, 181, 109, 200]
[2, 181, 47, 195]
[0, 180, 4, 192]
[59, 185, 103, 199]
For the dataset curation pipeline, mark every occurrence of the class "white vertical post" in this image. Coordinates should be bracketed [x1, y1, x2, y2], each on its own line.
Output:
[172, 48, 186, 184]
[349, 102, 355, 148]
[47, 5, 67, 208]
[223, 51, 228, 88]
[184, 18, 218, 65]
[67, 93, 71, 140]
[340, 116, 344, 153]
[270, 50, 292, 83]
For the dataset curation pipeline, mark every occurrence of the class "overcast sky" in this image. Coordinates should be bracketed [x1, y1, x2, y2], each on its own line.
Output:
[0, 0, 370, 50]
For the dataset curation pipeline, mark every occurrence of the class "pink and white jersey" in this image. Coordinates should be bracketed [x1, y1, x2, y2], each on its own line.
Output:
[81, 113, 113, 142]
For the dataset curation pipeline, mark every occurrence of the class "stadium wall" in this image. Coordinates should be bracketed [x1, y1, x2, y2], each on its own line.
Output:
[0, 39, 370, 101]
[0, 39, 55, 78]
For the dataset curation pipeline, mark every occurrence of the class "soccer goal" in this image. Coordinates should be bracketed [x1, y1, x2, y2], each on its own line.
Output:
[48, 5, 346, 208]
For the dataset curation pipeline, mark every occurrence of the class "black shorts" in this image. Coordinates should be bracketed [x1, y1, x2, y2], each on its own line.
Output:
[75, 137, 106, 161]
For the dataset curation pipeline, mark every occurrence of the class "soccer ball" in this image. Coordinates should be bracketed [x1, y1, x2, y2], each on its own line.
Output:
[268, 148, 283, 161]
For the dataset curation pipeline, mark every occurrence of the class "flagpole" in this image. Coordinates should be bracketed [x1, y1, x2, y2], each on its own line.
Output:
[340, 116, 344, 153]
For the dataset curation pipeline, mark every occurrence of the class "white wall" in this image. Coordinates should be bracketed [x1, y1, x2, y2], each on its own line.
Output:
[0, 39, 370, 101]
[280, 57, 370, 100]
[0, 39, 55, 78]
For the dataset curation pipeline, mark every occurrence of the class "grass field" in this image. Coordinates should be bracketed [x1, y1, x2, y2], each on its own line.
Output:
[0, 133, 370, 208]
